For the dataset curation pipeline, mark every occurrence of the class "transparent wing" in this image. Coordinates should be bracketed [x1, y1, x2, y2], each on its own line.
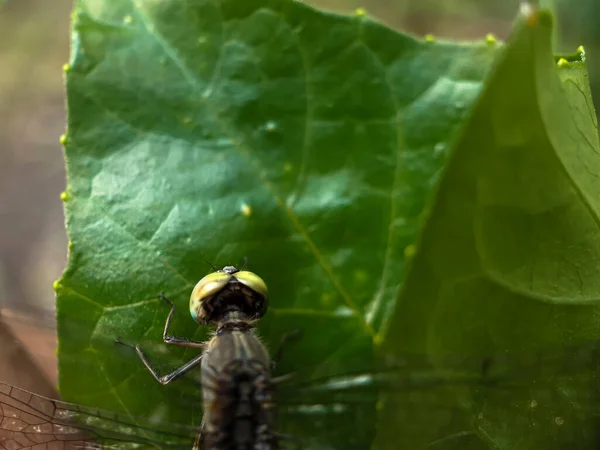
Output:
[273, 341, 600, 450]
[0, 382, 198, 450]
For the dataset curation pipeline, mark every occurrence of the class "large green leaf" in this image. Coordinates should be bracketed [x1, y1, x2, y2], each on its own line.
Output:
[376, 6, 600, 450]
[55, 0, 600, 449]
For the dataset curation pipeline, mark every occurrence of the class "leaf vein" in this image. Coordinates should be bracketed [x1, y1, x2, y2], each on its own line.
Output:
[356, 29, 405, 334]
[94, 202, 194, 287]
[129, 0, 202, 91]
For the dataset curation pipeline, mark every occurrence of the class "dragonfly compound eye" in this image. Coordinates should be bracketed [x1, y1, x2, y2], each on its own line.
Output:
[189, 268, 269, 324]
[233, 270, 269, 316]
[190, 271, 231, 324]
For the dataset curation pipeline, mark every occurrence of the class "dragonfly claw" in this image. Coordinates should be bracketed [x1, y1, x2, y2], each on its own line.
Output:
[114, 337, 135, 350]
[158, 292, 174, 306]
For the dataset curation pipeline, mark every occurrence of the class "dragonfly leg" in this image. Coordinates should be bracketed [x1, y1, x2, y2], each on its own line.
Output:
[192, 433, 203, 450]
[115, 338, 204, 385]
[159, 293, 205, 348]
[271, 328, 303, 370]
[192, 419, 205, 450]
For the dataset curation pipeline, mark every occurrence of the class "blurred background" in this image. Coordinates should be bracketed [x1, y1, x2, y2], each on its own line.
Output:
[0, 0, 598, 397]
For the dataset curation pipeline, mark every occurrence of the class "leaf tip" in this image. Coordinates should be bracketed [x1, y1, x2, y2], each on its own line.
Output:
[62, 63, 71, 74]
[355, 7, 367, 17]
[424, 34, 436, 43]
[60, 191, 70, 202]
[53, 280, 62, 293]
[556, 57, 569, 68]
[59, 134, 68, 146]
[519, 2, 553, 29]
[519, 2, 532, 14]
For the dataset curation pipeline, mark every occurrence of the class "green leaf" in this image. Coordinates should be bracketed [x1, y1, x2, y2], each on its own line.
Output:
[377, 6, 600, 450]
[56, 0, 599, 449]
[59, 0, 495, 419]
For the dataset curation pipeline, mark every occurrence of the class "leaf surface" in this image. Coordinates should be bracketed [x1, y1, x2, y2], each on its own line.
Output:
[377, 6, 600, 450]
[56, 1, 600, 449]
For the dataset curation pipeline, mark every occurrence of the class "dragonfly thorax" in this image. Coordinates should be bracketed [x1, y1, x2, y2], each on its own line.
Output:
[215, 311, 256, 333]
[190, 266, 269, 325]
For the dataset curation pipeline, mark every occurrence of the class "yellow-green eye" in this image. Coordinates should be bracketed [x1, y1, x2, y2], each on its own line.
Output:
[189, 271, 231, 323]
[233, 271, 268, 298]
[189, 266, 269, 324]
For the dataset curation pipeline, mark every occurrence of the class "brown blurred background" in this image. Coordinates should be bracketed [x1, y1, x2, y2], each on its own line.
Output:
[0, 0, 598, 399]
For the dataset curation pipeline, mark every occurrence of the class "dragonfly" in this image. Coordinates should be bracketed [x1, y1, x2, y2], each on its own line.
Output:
[115, 265, 280, 450]
[2, 266, 600, 450]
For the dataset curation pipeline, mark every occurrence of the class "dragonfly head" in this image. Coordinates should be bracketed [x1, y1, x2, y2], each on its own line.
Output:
[189, 265, 269, 325]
